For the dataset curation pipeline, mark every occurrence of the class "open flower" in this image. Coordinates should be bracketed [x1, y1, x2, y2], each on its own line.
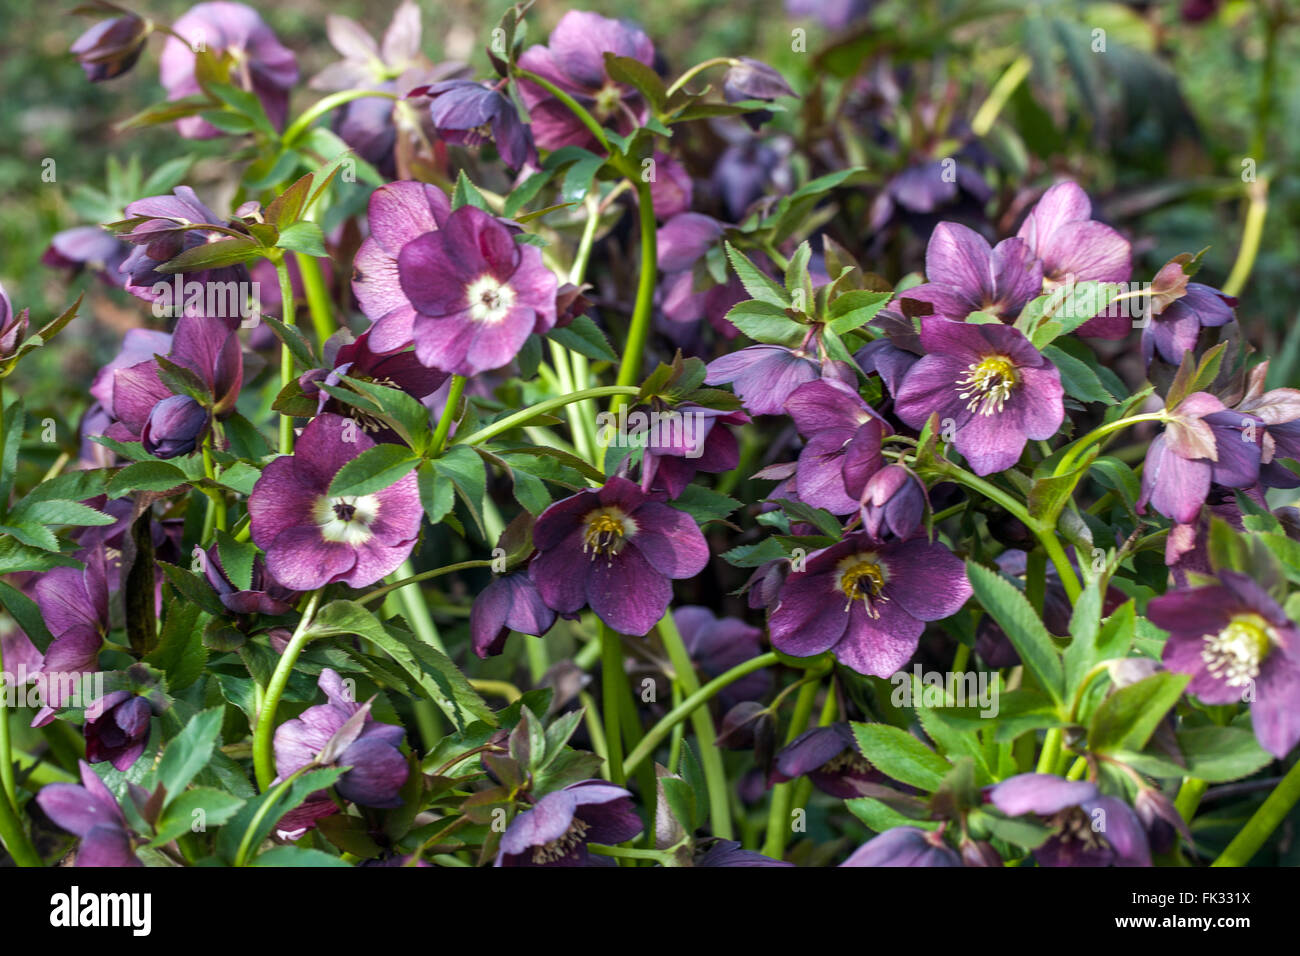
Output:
[159, 2, 299, 139]
[1233, 361, 1300, 489]
[840, 827, 961, 867]
[423, 80, 536, 170]
[988, 774, 1151, 867]
[785, 379, 891, 514]
[893, 318, 1065, 476]
[515, 11, 656, 152]
[768, 532, 970, 677]
[496, 780, 642, 867]
[248, 414, 422, 591]
[529, 476, 709, 636]
[1149, 571, 1300, 758]
[706, 345, 853, 417]
[42, 226, 128, 286]
[35, 761, 142, 867]
[900, 222, 1042, 324]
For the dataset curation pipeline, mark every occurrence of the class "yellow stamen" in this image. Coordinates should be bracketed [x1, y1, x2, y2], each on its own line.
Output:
[956, 355, 1019, 416]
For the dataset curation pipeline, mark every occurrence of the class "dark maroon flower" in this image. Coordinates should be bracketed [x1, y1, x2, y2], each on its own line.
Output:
[988, 774, 1151, 867]
[423, 80, 536, 170]
[1150, 571, 1300, 758]
[841, 826, 961, 867]
[769, 532, 970, 677]
[84, 692, 152, 771]
[785, 379, 891, 514]
[70, 15, 150, 82]
[496, 779, 642, 866]
[901, 222, 1041, 324]
[160, 2, 299, 139]
[636, 404, 748, 498]
[675, 606, 771, 709]
[859, 464, 927, 540]
[470, 571, 557, 658]
[1138, 393, 1261, 525]
[248, 414, 422, 591]
[529, 476, 709, 636]
[771, 723, 882, 797]
[0, 283, 28, 364]
[274, 669, 410, 811]
[35, 761, 142, 867]
[894, 318, 1065, 476]
[515, 11, 656, 151]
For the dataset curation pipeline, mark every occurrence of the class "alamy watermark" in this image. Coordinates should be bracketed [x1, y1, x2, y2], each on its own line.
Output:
[890, 665, 999, 718]
[150, 275, 261, 327]
[595, 406, 708, 458]
[1, 666, 106, 717]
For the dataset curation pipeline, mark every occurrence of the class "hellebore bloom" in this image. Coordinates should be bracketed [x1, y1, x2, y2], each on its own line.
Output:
[894, 318, 1065, 476]
[988, 774, 1151, 867]
[201, 545, 296, 617]
[310, 1, 422, 92]
[675, 606, 771, 709]
[470, 571, 557, 658]
[70, 15, 151, 81]
[36, 761, 142, 867]
[423, 80, 537, 171]
[1016, 181, 1132, 338]
[710, 137, 795, 221]
[869, 158, 992, 233]
[117, 186, 252, 305]
[248, 414, 422, 591]
[160, 2, 299, 139]
[768, 532, 970, 677]
[840, 827, 961, 867]
[900, 222, 1042, 324]
[31, 549, 110, 722]
[785, 379, 891, 514]
[636, 404, 748, 498]
[84, 692, 152, 771]
[1141, 278, 1236, 367]
[859, 464, 927, 540]
[1149, 571, 1300, 758]
[694, 839, 793, 867]
[771, 723, 882, 798]
[274, 669, 410, 810]
[1234, 361, 1300, 489]
[0, 283, 28, 366]
[496, 780, 642, 866]
[1138, 393, 1261, 525]
[516, 11, 656, 152]
[723, 58, 796, 104]
[529, 476, 709, 636]
[706, 344, 852, 417]
[42, 226, 128, 286]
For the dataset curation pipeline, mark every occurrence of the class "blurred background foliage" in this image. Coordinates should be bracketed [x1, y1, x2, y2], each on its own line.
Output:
[0, 0, 1297, 414]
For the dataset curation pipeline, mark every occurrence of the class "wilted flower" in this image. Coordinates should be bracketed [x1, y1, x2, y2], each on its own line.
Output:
[35, 761, 142, 867]
[901, 222, 1042, 324]
[84, 692, 152, 771]
[496, 779, 642, 866]
[1149, 571, 1300, 758]
[248, 413, 422, 591]
[529, 476, 709, 636]
[893, 318, 1065, 476]
[470, 571, 557, 658]
[516, 11, 656, 151]
[768, 532, 970, 677]
[784, 379, 891, 514]
[840, 826, 961, 867]
[988, 774, 1151, 867]
[160, 2, 299, 139]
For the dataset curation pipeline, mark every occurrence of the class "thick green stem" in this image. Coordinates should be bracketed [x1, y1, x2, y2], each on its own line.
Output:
[358, 559, 494, 606]
[1052, 414, 1167, 480]
[275, 257, 296, 454]
[658, 611, 734, 839]
[664, 57, 735, 98]
[1036, 728, 1063, 774]
[611, 179, 658, 409]
[253, 590, 322, 791]
[430, 374, 467, 457]
[1222, 178, 1269, 298]
[599, 623, 627, 786]
[456, 386, 639, 446]
[282, 88, 398, 147]
[1212, 759, 1300, 867]
[1175, 777, 1209, 825]
[763, 677, 821, 858]
[294, 252, 334, 345]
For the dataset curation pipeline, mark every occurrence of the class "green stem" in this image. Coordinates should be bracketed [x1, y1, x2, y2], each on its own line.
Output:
[1052, 414, 1167, 479]
[658, 611, 734, 839]
[456, 386, 639, 446]
[275, 257, 296, 454]
[1212, 759, 1300, 867]
[513, 69, 611, 154]
[358, 559, 494, 606]
[1222, 177, 1269, 298]
[1175, 777, 1209, 824]
[1036, 728, 1063, 774]
[234, 766, 309, 866]
[762, 677, 821, 858]
[430, 374, 467, 457]
[282, 88, 398, 147]
[970, 54, 1032, 136]
[623, 652, 780, 776]
[611, 178, 658, 410]
[294, 252, 334, 345]
[664, 56, 735, 98]
[253, 590, 323, 791]
[588, 843, 676, 862]
[599, 623, 626, 786]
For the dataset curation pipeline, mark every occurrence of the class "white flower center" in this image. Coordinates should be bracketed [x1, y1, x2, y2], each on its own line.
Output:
[466, 275, 516, 324]
[312, 493, 381, 546]
[1201, 613, 1274, 687]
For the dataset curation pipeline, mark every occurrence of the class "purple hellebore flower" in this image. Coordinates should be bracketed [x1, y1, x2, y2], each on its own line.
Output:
[1016, 181, 1132, 338]
[1142, 282, 1237, 367]
[248, 413, 422, 591]
[42, 226, 128, 286]
[1138, 392, 1261, 525]
[840, 826, 961, 867]
[117, 186, 252, 305]
[901, 222, 1042, 324]
[893, 318, 1065, 476]
[784, 379, 891, 514]
[637, 403, 749, 498]
[159, 2, 299, 139]
[1234, 362, 1300, 490]
[274, 669, 410, 811]
[869, 159, 992, 233]
[988, 774, 1151, 867]
[706, 345, 853, 417]
[723, 58, 796, 104]
[202, 544, 297, 617]
[84, 692, 152, 771]
[859, 464, 927, 540]
[649, 151, 693, 220]
[768, 532, 970, 677]
[496, 779, 642, 866]
[771, 723, 882, 797]
[36, 761, 142, 867]
[1, 603, 42, 676]
[0, 283, 28, 364]
[694, 839, 793, 866]
[470, 571, 557, 658]
[70, 15, 151, 82]
[422, 80, 536, 171]
[710, 137, 794, 221]
[31, 549, 110, 724]
[310, 1, 422, 92]
[90, 328, 174, 410]
[529, 476, 709, 637]
[515, 11, 656, 152]
[655, 213, 747, 336]
[1150, 571, 1300, 758]
[675, 606, 771, 709]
